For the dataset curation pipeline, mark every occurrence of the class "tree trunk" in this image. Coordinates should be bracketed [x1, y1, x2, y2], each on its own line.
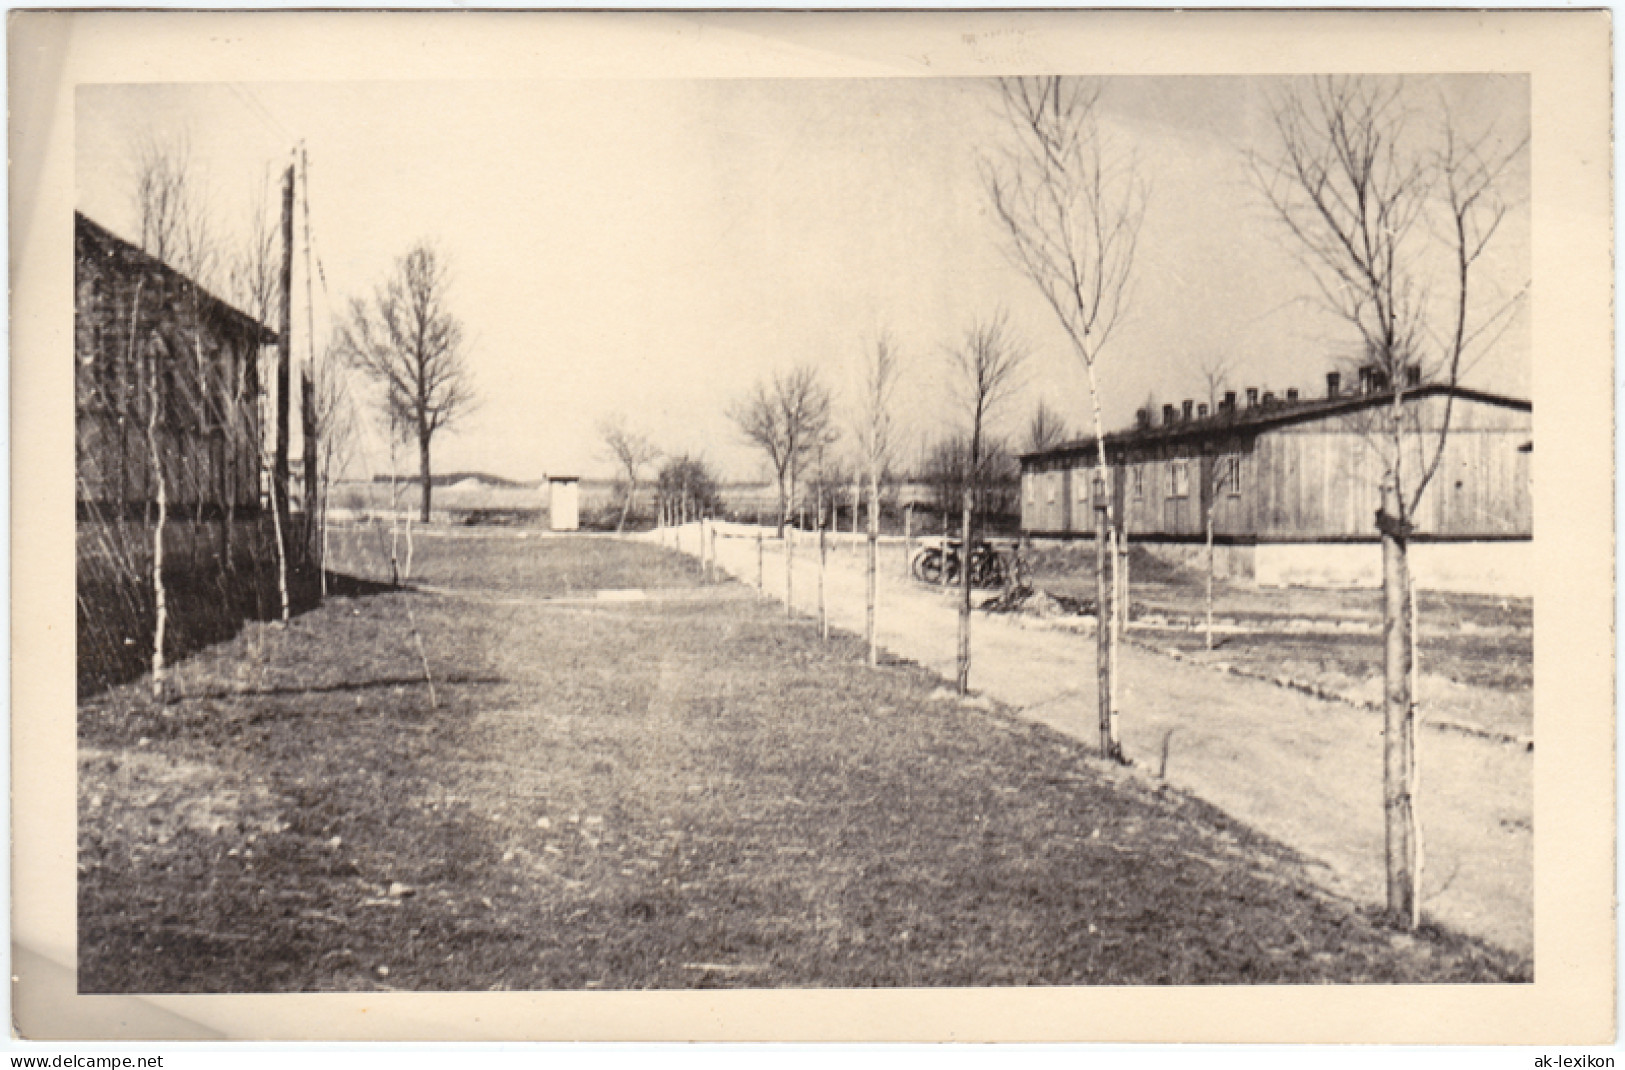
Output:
[1205, 497, 1216, 650]
[852, 474, 861, 551]
[784, 523, 794, 618]
[818, 505, 828, 640]
[1095, 491, 1116, 759]
[419, 434, 432, 524]
[1379, 476, 1419, 928]
[148, 366, 168, 699]
[866, 471, 879, 667]
[617, 478, 635, 533]
[903, 504, 913, 580]
[956, 486, 972, 695]
[1081, 362, 1121, 759]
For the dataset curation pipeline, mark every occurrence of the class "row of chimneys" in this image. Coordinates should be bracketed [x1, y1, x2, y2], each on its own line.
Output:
[1135, 362, 1425, 430]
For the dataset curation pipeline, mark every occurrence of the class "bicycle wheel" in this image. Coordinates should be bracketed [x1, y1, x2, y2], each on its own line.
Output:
[918, 549, 944, 584]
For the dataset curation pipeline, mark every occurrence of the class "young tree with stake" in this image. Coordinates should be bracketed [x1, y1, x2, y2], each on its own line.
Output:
[1251, 75, 1527, 928]
[947, 312, 1027, 696]
[984, 76, 1147, 759]
[853, 333, 901, 667]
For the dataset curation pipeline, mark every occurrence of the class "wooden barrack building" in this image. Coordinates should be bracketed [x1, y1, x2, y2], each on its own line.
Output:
[1019, 372, 1532, 593]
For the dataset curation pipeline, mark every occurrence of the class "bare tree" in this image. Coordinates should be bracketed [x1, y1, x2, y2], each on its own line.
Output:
[1252, 75, 1527, 928]
[129, 132, 220, 695]
[1198, 354, 1233, 413]
[226, 167, 290, 621]
[728, 365, 834, 538]
[1024, 398, 1071, 455]
[134, 132, 216, 283]
[853, 333, 901, 666]
[983, 76, 1147, 758]
[1194, 354, 1236, 648]
[947, 311, 1028, 695]
[599, 415, 661, 533]
[337, 242, 476, 523]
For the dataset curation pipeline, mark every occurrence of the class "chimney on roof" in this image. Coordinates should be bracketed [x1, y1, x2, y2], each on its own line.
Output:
[1197, 402, 1209, 418]
[1406, 363, 1422, 387]
[1162, 403, 1176, 426]
[1371, 367, 1389, 392]
[1246, 387, 1259, 408]
[1286, 387, 1299, 403]
[1262, 390, 1276, 407]
[1327, 371, 1341, 398]
[1135, 407, 1151, 430]
[1223, 390, 1237, 412]
[1358, 366, 1373, 394]
[1182, 400, 1194, 422]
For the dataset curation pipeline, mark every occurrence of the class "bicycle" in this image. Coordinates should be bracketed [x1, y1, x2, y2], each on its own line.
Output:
[910, 538, 1008, 588]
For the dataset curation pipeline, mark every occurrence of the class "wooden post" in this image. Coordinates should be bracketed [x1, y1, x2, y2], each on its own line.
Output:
[1094, 474, 1118, 760]
[756, 506, 765, 592]
[1379, 476, 1418, 927]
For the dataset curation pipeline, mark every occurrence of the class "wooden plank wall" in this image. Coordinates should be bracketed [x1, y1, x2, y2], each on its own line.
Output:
[1022, 396, 1530, 540]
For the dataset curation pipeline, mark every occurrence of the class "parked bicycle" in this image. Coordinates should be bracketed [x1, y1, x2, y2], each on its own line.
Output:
[910, 538, 1009, 589]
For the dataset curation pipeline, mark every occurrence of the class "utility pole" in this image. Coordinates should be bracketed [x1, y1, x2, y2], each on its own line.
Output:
[268, 161, 296, 622]
[275, 163, 294, 539]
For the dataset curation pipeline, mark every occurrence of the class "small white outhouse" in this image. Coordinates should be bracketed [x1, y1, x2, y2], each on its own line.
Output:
[547, 475, 580, 531]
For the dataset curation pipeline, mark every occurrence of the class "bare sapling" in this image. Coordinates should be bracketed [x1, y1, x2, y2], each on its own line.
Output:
[599, 415, 659, 533]
[818, 491, 829, 639]
[136, 285, 169, 699]
[404, 599, 438, 710]
[785, 523, 795, 618]
[1093, 476, 1114, 754]
[984, 76, 1146, 758]
[1253, 74, 1527, 925]
[947, 312, 1027, 696]
[855, 333, 899, 668]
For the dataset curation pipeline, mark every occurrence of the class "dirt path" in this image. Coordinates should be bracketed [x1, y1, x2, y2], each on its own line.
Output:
[678, 523, 1532, 959]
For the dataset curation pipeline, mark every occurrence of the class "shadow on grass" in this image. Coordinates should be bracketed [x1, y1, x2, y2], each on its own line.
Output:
[192, 673, 508, 701]
[77, 566, 401, 701]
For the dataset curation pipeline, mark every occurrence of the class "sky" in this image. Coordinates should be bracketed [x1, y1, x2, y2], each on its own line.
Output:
[76, 75, 1530, 484]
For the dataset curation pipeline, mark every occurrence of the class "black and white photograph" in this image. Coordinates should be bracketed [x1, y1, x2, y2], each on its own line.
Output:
[11, 8, 1613, 1044]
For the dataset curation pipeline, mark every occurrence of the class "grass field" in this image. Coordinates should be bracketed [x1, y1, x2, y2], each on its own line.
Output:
[79, 536, 1526, 991]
